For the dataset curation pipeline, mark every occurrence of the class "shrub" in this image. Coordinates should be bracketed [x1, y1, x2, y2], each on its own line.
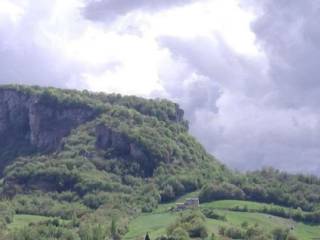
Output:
[167, 211, 208, 239]
[171, 227, 190, 240]
[201, 208, 226, 221]
[225, 227, 244, 239]
[272, 228, 289, 240]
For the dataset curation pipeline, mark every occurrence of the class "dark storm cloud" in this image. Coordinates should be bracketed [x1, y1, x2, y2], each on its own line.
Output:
[83, 0, 194, 22]
[248, 0, 320, 109]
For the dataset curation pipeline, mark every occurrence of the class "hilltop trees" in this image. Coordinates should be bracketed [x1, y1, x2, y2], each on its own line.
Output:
[199, 182, 245, 202]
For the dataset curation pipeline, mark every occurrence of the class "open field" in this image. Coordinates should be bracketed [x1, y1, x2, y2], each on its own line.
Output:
[124, 212, 178, 240]
[124, 196, 320, 240]
[8, 214, 53, 230]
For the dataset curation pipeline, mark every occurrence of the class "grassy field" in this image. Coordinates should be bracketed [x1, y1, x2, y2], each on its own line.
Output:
[8, 214, 53, 230]
[201, 199, 303, 212]
[8, 198, 320, 239]
[124, 196, 320, 240]
[124, 212, 178, 240]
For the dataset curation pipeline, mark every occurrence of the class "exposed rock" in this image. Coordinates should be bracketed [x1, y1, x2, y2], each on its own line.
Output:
[174, 106, 184, 123]
[0, 89, 99, 173]
[28, 100, 97, 151]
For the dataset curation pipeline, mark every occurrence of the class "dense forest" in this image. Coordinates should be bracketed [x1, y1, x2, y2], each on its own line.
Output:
[0, 85, 319, 240]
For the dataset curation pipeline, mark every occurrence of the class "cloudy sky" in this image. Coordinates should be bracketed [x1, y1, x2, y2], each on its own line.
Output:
[1, 0, 320, 174]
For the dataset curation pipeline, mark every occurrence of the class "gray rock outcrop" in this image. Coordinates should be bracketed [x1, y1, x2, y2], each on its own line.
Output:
[0, 89, 98, 172]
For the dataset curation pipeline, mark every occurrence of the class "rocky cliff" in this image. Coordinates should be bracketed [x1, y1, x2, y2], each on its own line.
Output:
[0, 84, 224, 227]
[0, 88, 99, 173]
[0, 85, 192, 178]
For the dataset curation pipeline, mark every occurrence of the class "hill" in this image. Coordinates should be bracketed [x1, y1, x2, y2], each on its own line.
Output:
[0, 85, 320, 240]
[0, 85, 227, 239]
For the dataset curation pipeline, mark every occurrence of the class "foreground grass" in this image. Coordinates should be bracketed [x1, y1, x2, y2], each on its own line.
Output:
[124, 212, 178, 240]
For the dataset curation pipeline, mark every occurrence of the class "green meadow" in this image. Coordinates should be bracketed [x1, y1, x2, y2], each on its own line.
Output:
[124, 196, 320, 240]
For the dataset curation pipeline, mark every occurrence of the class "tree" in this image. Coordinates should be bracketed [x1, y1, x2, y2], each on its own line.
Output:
[272, 228, 289, 240]
[111, 218, 120, 240]
[145, 232, 151, 240]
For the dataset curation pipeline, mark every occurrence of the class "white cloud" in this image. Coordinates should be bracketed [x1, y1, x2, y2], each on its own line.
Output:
[3, 0, 320, 174]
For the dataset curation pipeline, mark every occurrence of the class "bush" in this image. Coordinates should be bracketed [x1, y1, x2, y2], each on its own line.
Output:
[171, 227, 190, 240]
[0, 201, 14, 231]
[201, 208, 226, 221]
[272, 228, 289, 240]
[225, 227, 244, 239]
[167, 211, 208, 239]
[11, 225, 79, 240]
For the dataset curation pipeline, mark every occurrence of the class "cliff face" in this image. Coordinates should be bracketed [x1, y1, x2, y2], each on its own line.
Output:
[0, 85, 200, 181]
[0, 89, 98, 173]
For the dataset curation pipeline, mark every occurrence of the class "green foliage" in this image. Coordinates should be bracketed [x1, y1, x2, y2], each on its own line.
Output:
[1, 85, 320, 239]
[11, 223, 79, 240]
[219, 224, 271, 240]
[78, 224, 107, 240]
[0, 201, 14, 225]
[199, 182, 245, 202]
[240, 168, 320, 211]
[170, 227, 190, 240]
[0, 84, 187, 126]
[272, 228, 290, 240]
[167, 211, 208, 239]
[13, 194, 90, 219]
[202, 167, 320, 216]
[201, 208, 226, 221]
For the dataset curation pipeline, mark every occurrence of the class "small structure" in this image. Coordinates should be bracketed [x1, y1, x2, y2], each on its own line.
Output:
[174, 198, 199, 211]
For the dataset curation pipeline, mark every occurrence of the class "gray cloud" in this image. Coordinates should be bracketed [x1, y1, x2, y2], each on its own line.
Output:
[0, 0, 87, 89]
[248, 0, 320, 109]
[157, 0, 320, 174]
[2, 0, 320, 175]
[83, 0, 194, 22]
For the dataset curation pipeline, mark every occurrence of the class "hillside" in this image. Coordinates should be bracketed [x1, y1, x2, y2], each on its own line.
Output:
[0, 85, 227, 239]
[0, 85, 320, 240]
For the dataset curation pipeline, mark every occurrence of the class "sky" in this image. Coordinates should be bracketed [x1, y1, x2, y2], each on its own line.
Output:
[1, 0, 320, 174]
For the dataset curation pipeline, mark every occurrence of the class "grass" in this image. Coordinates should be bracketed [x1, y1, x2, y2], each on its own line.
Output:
[212, 209, 320, 239]
[124, 212, 177, 240]
[124, 193, 320, 240]
[292, 222, 320, 239]
[8, 214, 53, 230]
[201, 199, 298, 211]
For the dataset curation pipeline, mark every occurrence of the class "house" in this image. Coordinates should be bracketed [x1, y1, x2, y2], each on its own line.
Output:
[174, 198, 199, 211]
[184, 198, 200, 208]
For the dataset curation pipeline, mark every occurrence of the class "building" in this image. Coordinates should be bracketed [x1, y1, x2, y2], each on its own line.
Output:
[175, 198, 199, 211]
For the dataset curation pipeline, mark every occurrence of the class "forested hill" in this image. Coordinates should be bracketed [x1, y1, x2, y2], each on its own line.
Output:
[0, 84, 227, 238]
[1, 85, 320, 240]
[0, 84, 187, 172]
